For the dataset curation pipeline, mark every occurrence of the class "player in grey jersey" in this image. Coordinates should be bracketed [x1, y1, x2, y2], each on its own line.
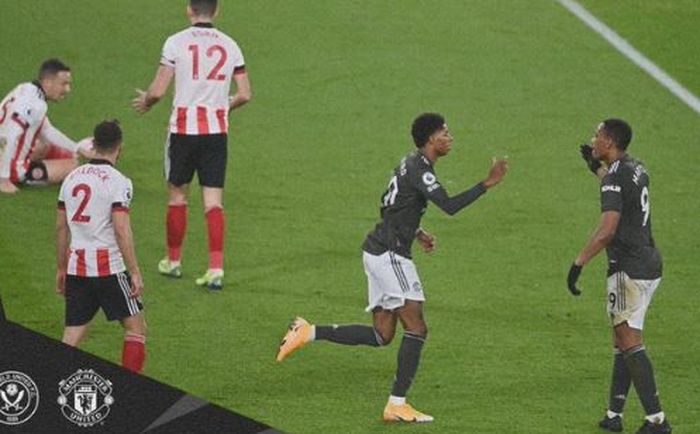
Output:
[276, 113, 508, 422]
[568, 119, 671, 434]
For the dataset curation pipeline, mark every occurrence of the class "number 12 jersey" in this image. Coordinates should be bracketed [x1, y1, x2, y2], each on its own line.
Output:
[161, 23, 246, 136]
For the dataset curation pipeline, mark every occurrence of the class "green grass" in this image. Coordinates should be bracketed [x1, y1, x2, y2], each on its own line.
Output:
[1, 1, 699, 433]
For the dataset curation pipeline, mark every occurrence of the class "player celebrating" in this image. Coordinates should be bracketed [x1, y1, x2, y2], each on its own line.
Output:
[56, 120, 146, 374]
[568, 119, 671, 434]
[276, 113, 508, 422]
[0, 59, 93, 194]
[132, 0, 252, 290]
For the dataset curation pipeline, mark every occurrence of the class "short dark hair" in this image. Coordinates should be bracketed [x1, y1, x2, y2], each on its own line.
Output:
[93, 120, 123, 152]
[601, 118, 632, 150]
[38, 59, 70, 80]
[190, 0, 217, 17]
[411, 113, 445, 148]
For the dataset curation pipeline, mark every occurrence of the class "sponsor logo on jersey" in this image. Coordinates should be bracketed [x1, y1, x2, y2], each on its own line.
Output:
[602, 185, 621, 193]
[57, 369, 114, 427]
[0, 371, 39, 426]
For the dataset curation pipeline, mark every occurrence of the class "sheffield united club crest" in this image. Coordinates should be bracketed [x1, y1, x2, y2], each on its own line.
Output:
[58, 369, 114, 427]
[0, 371, 39, 426]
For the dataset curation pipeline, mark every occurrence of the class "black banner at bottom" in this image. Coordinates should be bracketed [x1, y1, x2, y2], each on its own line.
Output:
[0, 296, 281, 433]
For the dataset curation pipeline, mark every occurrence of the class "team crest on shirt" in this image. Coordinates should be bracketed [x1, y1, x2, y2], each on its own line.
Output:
[57, 369, 114, 427]
[0, 371, 39, 426]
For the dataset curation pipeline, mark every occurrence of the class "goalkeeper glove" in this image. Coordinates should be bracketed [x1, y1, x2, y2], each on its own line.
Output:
[579, 144, 602, 174]
[567, 263, 583, 296]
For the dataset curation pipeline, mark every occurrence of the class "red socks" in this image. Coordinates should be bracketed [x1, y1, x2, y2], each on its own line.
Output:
[122, 332, 146, 374]
[167, 204, 225, 269]
[167, 204, 187, 261]
[206, 207, 225, 270]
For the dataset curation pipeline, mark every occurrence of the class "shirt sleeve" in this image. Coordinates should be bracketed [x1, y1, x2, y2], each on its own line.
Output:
[160, 36, 177, 68]
[13, 98, 45, 127]
[412, 167, 487, 216]
[57, 182, 66, 210]
[111, 178, 133, 213]
[231, 41, 246, 75]
[600, 171, 623, 212]
[40, 117, 77, 152]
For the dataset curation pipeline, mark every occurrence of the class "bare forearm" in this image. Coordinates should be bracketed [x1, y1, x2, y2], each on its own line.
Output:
[229, 92, 251, 110]
[56, 227, 69, 271]
[116, 227, 141, 275]
[575, 230, 613, 266]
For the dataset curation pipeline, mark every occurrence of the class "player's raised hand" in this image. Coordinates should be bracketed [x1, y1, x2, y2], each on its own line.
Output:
[131, 89, 150, 114]
[579, 144, 602, 175]
[567, 263, 582, 296]
[483, 157, 508, 189]
[55, 270, 66, 296]
[76, 137, 96, 159]
[129, 271, 144, 298]
[416, 229, 437, 253]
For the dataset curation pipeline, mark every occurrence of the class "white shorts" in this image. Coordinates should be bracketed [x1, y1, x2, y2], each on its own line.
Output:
[606, 271, 661, 330]
[363, 251, 425, 312]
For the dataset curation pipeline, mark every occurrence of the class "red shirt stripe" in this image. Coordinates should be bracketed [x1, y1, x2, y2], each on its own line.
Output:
[197, 106, 209, 135]
[75, 249, 87, 277]
[176, 107, 187, 134]
[96, 249, 110, 277]
[215, 109, 227, 133]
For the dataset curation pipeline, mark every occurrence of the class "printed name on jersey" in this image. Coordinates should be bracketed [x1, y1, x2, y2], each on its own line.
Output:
[421, 172, 436, 185]
[632, 164, 647, 186]
[602, 185, 621, 193]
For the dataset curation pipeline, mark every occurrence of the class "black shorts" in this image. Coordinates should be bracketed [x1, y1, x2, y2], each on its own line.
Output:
[166, 133, 228, 188]
[65, 272, 144, 326]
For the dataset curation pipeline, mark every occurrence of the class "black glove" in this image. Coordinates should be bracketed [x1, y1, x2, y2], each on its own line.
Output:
[567, 263, 583, 296]
[579, 144, 602, 174]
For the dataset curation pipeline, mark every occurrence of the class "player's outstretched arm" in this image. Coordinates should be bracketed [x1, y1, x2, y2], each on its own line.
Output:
[423, 158, 507, 216]
[132, 65, 174, 114]
[113, 211, 143, 297]
[55, 209, 70, 295]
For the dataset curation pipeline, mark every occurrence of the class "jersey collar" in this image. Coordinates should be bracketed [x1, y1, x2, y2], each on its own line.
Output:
[31, 80, 47, 101]
[88, 159, 114, 166]
[193, 22, 214, 28]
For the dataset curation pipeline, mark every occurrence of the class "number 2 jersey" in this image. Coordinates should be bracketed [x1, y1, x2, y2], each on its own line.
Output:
[363, 150, 488, 259]
[58, 160, 133, 277]
[601, 155, 662, 279]
[161, 23, 246, 135]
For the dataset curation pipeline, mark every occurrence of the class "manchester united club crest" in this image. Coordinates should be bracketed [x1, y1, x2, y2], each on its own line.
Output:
[57, 369, 114, 427]
[0, 370, 39, 426]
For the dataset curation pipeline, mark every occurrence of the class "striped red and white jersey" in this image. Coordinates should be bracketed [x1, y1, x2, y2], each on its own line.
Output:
[161, 23, 246, 135]
[0, 82, 49, 182]
[58, 161, 133, 277]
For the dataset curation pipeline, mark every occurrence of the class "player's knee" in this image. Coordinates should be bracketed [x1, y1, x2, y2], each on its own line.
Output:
[375, 328, 394, 346]
[405, 323, 427, 339]
[123, 316, 147, 337]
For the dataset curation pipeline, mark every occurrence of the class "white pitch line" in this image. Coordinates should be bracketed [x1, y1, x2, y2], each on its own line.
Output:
[558, 0, 700, 116]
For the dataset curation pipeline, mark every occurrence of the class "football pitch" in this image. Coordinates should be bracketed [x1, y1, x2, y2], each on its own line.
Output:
[1, 1, 699, 433]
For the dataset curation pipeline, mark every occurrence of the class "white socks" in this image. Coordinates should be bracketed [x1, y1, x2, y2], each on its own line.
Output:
[388, 395, 406, 406]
